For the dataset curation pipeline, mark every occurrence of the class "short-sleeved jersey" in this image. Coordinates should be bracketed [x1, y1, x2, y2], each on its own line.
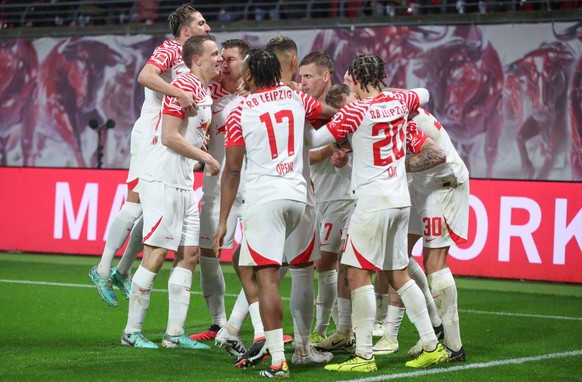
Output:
[138, 39, 189, 120]
[323, 90, 426, 210]
[310, 150, 353, 203]
[408, 108, 469, 188]
[141, 73, 212, 190]
[225, 85, 322, 205]
[202, 81, 245, 197]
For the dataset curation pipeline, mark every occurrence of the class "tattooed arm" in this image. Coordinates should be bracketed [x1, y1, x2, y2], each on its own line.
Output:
[406, 137, 446, 172]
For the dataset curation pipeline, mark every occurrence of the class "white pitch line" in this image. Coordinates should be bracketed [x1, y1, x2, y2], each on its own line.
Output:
[459, 308, 582, 321]
[1, 279, 581, 319]
[336, 349, 582, 382]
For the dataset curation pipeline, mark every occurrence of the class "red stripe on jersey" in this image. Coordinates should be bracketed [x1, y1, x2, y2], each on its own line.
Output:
[127, 177, 139, 191]
[350, 239, 382, 271]
[246, 241, 279, 266]
[162, 73, 208, 119]
[391, 90, 420, 114]
[209, 80, 231, 100]
[143, 216, 163, 243]
[147, 39, 181, 72]
[296, 91, 323, 122]
[225, 105, 245, 147]
[445, 217, 467, 245]
[406, 120, 428, 154]
[290, 233, 316, 265]
[325, 100, 368, 141]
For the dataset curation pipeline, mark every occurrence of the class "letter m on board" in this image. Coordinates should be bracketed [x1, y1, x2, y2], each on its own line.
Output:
[54, 182, 98, 240]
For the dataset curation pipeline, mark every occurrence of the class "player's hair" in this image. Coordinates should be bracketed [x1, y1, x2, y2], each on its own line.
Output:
[266, 35, 298, 54]
[169, 3, 200, 37]
[299, 51, 334, 75]
[245, 49, 281, 89]
[221, 39, 251, 58]
[182, 34, 216, 68]
[348, 54, 386, 92]
[325, 84, 351, 109]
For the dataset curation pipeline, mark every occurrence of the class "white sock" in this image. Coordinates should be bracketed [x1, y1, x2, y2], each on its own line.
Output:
[408, 257, 442, 328]
[125, 265, 156, 334]
[315, 269, 337, 337]
[384, 303, 405, 338]
[166, 267, 192, 336]
[397, 279, 438, 351]
[351, 285, 375, 359]
[248, 301, 264, 340]
[429, 268, 462, 351]
[116, 216, 143, 277]
[199, 256, 227, 327]
[331, 301, 339, 328]
[375, 292, 389, 322]
[337, 297, 353, 332]
[265, 328, 286, 366]
[290, 267, 315, 352]
[224, 289, 249, 336]
[98, 202, 142, 278]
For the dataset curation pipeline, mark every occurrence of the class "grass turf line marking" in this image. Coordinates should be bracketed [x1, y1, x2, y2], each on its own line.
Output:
[2, 279, 582, 320]
[460, 308, 582, 321]
[336, 349, 582, 382]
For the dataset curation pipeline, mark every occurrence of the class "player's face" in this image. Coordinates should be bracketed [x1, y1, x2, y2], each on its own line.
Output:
[200, 41, 222, 81]
[187, 12, 211, 35]
[220, 47, 244, 81]
[299, 63, 327, 100]
[343, 71, 360, 100]
[241, 62, 252, 91]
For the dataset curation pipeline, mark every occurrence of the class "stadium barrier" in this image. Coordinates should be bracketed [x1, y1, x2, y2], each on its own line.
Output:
[0, 167, 580, 283]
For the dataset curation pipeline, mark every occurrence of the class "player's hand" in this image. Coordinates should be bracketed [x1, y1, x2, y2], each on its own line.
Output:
[288, 81, 302, 91]
[178, 91, 196, 115]
[331, 149, 348, 168]
[213, 223, 227, 257]
[201, 133, 210, 152]
[205, 156, 221, 176]
[236, 81, 249, 97]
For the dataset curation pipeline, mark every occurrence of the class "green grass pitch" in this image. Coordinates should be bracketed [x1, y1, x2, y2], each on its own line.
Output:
[0, 252, 581, 381]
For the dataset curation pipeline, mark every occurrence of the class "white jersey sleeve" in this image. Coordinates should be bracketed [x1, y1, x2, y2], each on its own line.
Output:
[409, 108, 469, 188]
[141, 73, 212, 189]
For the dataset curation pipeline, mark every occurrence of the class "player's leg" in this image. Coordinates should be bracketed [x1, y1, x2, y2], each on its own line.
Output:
[313, 250, 337, 341]
[121, 243, 164, 349]
[90, 189, 141, 307]
[373, 270, 389, 336]
[111, 215, 144, 300]
[372, 276, 401, 355]
[192, 196, 231, 340]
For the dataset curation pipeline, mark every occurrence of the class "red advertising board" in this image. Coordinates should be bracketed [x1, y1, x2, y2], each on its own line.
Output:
[0, 167, 580, 283]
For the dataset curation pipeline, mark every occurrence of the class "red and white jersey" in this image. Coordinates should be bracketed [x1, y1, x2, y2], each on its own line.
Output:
[310, 150, 353, 203]
[323, 90, 426, 210]
[202, 81, 245, 197]
[408, 108, 469, 189]
[225, 85, 322, 205]
[142, 73, 212, 190]
[138, 39, 189, 119]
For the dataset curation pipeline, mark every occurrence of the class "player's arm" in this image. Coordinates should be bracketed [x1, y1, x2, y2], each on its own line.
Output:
[309, 145, 336, 164]
[406, 137, 446, 172]
[138, 63, 195, 111]
[214, 145, 244, 256]
[160, 114, 220, 176]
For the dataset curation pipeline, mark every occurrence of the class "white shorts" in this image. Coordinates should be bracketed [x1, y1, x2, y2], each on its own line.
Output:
[341, 206, 410, 271]
[408, 181, 469, 248]
[317, 199, 355, 254]
[199, 194, 243, 250]
[126, 113, 157, 190]
[238, 200, 305, 267]
[284, 203, 321, 265]
[140, 180, 199, 251]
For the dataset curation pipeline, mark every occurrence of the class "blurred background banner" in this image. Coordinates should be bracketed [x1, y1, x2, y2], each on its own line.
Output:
[1, 21, 581, 181]
[0, 167, 580, 282]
